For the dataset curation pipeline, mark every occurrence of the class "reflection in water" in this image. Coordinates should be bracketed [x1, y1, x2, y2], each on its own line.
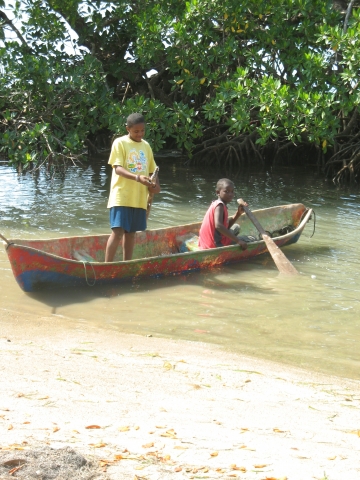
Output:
[0, 159, 360, 380]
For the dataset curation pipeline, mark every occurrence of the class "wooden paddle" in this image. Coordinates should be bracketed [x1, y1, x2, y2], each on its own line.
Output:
[237, 199, 299, 275]
[146, 166, 159, 220]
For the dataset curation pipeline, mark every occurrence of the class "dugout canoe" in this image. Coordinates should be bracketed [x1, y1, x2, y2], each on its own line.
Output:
[1, 203, 313, 292]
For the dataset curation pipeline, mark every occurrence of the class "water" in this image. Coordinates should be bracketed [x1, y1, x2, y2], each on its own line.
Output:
[1, 158, 360, 380]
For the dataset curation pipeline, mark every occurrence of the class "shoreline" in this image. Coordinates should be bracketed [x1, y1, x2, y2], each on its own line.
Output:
[1, 310, 360, 479]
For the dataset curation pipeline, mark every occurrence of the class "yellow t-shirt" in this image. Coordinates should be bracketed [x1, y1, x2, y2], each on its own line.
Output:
[107, 135, 157, 210]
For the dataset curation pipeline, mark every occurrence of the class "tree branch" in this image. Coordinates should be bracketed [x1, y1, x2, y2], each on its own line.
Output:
[344, 0, 356, 33]
[0, 10, 31, 50]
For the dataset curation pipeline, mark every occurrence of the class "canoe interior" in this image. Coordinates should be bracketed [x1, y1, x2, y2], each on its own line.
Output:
[7, 203, 309, 263]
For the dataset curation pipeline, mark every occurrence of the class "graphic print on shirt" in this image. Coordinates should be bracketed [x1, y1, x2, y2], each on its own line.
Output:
[127, 149, 147, 173]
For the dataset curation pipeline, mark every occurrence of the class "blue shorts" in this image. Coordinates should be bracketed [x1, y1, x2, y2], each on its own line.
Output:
[109, 207, 146, 232]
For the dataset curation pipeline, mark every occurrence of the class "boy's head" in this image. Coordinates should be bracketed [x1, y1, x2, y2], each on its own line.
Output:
[216, 178, 234, 191]
[126, 113, 146, 142]
[216, 178, 235, 204]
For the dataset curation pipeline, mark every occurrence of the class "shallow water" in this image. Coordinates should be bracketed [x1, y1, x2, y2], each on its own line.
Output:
[1, 159, 360, 380]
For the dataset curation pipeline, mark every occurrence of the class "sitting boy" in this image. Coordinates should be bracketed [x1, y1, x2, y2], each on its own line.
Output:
[198, 178, 249, 250]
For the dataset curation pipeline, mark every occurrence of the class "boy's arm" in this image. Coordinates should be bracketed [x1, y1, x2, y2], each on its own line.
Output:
[214, 204, 247, 249]
[114, 165, 154, 186]
[228, 198, 248, 227]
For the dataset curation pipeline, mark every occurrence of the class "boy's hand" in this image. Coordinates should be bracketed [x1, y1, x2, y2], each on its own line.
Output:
[139, 175, 155, 187]
[237, 198, 248, 214]
[237, 239, 248, 250]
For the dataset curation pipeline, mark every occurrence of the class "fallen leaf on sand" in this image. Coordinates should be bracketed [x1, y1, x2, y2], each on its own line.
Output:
[53, 427, 60, 433]
[174, 466, 182, 472]
[254, 464, 267, 468]
[2, 444, 25, 451]
[134, 426, 140, 430]
[160, 429, 177, 438]
[7, 425, 13, 430]
[210, 451, 218, 457]
[99, 460, 115, 467]
[174, 446, 188, 450]
[230, 464, 246, 472]
[156, 425, 167, 429]
[9, 464, 25, 475]
[142, 442, 154, 448]
[163, 361, 173, 370]
[328, 456, 337, 460]
[263, 477, 287, 480]
[118, 426, 130, 432]
[90, 443, 106, 448]
[348, 430, 360, 436]
[23, 421, 31, 424]
[273, 428, 285, 433]
[190, 384, 201, 390]
[134, 466, 144, 470]
[86, 425, 101, 429]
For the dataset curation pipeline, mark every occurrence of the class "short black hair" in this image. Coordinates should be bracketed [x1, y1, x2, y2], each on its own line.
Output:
[216, 178, 234, 190]
[126, 113, 145, 127]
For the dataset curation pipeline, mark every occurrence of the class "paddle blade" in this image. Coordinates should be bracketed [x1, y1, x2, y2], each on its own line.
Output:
[262, 234, 299, 275]
[238, 200, 299, 275]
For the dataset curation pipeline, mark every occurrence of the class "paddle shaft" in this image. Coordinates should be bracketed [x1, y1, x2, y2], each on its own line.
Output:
[146, 167, 159, 220]
[239, 202, 299, 275]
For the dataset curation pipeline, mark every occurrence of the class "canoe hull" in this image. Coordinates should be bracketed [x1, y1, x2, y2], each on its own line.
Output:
[3, 204, 312, 292]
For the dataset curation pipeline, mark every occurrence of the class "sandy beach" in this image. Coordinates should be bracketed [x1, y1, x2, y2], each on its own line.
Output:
[1, 309, 360, 480]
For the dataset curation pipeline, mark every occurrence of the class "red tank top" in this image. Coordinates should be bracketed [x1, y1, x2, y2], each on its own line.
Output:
[198, 199, 232, 249]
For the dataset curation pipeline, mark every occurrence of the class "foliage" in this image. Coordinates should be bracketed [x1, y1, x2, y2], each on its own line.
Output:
[1, 0, 360, 183]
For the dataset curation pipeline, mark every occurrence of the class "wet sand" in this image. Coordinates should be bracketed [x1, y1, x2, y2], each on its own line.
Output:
[1, 309, 360, 479]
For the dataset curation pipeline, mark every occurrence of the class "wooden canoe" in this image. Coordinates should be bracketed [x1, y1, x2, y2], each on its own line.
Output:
[1, 203, 312, 292]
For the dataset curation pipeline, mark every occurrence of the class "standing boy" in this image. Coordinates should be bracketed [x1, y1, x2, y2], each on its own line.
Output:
[199, 178, 248, 250]
[105, 113, 160, 262]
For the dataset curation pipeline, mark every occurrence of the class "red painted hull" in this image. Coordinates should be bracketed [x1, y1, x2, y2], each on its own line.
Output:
[2, 204, 312, 292]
